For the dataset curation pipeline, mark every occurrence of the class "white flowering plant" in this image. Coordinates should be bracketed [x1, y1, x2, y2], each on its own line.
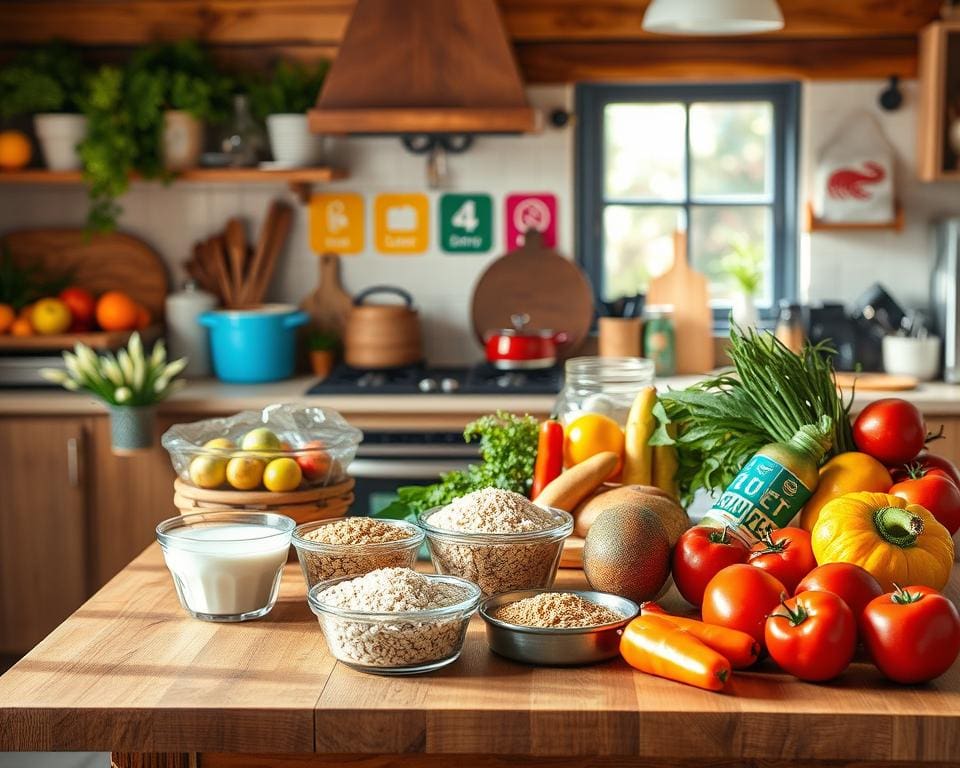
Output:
[41, 332, 187, 407]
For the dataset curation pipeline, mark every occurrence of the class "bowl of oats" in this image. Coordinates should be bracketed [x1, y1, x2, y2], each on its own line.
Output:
[292, 517, 424, 588]
[308, 567, 481, 675]
[418, 487, 573, 597]
[480, 589, 639, 665]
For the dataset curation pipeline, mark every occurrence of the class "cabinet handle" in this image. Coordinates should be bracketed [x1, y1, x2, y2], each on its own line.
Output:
[67, 437, 80, 487]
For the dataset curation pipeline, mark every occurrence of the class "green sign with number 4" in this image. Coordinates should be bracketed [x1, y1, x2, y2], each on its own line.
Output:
[439, 193, 492, 253]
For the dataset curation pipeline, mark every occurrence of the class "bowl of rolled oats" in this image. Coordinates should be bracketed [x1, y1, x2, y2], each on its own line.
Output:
[418, 487, 573, 597]
[292, 517, 424, 588]
[308, 567, 481, 675]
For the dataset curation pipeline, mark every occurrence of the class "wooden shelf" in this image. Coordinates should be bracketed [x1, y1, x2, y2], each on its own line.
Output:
[803, 201, 905, 232]
[0, 166, 347, 202]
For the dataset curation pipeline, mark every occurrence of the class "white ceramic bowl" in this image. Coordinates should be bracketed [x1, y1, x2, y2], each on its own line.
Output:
[882, 335, 941, 381]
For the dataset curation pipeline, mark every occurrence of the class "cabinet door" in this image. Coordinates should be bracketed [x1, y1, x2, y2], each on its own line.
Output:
[0, 416, 89, 655]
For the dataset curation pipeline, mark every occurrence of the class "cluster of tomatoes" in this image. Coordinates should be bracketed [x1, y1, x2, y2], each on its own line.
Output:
[671, 525, 960, 684]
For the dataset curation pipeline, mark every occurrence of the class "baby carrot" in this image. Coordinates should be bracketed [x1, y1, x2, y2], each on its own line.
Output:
[620, 614, 731, 691]
[641, 603, 760, 669]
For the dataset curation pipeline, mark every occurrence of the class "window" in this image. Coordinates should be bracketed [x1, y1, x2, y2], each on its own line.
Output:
[576, 82, 800, 322]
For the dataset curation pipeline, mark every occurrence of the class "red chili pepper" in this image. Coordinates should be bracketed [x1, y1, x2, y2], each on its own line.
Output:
[530, 419, 564, 499]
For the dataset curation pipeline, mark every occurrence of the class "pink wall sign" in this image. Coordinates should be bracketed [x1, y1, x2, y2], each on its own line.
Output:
[505, 193, 557, 249]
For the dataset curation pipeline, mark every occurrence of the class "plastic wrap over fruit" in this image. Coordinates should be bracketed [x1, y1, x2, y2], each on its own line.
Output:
[161, 404, 363, 491]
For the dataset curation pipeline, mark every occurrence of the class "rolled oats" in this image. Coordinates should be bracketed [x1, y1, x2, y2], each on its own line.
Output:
[492, 592, 624, 628]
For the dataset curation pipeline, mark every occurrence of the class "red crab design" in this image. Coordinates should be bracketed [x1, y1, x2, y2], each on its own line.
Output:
[827, 161, 886, 200]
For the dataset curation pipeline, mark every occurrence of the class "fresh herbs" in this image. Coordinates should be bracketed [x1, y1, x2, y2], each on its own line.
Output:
[662, 325, 854, 504]
[247, 60, 329, 120]
[0, 247, 70, 310]
[376, 411, 540, 521]
[0, 42, 87, 118]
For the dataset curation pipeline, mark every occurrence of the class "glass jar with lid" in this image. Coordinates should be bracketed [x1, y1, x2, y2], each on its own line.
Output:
[554, 356, 656, 426]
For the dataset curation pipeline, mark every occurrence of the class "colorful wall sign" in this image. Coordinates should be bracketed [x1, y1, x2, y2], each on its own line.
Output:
[505, 192, 558, 249]
[308, 193, 364, 254]
[439, 193, 492, 253]
[374, 193, 429, 254]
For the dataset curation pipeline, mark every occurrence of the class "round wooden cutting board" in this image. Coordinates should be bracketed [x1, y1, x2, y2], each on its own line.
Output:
[470, 230, 594, 355]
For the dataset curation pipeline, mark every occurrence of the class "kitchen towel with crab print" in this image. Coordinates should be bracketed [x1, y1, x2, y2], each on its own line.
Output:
[813, 111, 895, 224]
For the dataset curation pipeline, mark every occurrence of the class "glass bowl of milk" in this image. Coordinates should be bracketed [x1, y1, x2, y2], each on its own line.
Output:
[157, 511, 295, 622]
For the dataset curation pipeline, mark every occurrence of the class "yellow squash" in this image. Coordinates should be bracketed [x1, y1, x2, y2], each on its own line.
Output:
[799, 451, 892, 531]
[622, 386, 657, 485]
[811, 491, 954, 591]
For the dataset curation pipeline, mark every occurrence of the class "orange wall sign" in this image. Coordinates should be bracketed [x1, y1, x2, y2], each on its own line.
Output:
[309, 193, 364, 254]
[374, 193, 429, 254]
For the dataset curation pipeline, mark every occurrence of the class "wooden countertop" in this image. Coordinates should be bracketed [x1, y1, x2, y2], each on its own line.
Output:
[3, 545, 960, 762]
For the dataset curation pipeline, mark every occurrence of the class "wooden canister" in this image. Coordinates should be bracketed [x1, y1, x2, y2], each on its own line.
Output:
[598, 317, 642, 357]
[344, 286, 422, 369]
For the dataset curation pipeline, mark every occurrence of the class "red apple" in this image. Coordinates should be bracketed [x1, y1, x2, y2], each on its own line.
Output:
[59, 286, 96, 327]
[296, 439, 331, 481]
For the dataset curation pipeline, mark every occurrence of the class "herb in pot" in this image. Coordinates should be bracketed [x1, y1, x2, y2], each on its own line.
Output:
[0, 42, 87, 118]
[246, 61, 330, 120]
[375, 411, 540, 521]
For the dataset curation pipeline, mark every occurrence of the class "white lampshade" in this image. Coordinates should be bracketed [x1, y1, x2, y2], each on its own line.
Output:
[643, 0, 784, 35]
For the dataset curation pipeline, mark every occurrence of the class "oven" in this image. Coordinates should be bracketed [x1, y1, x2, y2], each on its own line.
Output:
[349, 431, 480, 517]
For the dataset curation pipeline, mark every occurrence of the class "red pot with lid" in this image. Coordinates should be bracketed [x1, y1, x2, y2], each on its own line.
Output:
[484, 313, 569, 370]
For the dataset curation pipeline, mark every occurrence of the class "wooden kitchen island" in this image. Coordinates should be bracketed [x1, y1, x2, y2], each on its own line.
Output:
[2, 545, 960, 768]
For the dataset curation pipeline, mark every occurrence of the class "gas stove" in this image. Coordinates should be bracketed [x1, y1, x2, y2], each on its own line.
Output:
[305, 362, 563, 395]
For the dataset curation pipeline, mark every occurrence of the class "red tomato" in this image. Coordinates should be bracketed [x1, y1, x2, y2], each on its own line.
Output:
[889, 451, 960, 489]
[59, 286, 96, 326]
[861, 585, 960, 684]
[765, 590, 857, 681]
[890, 473, 960, 535]
[795, 563, 884, 635]
[747, 527, 817, 594]
[672, 526, 750, 607]
[853, 398, 926, 465]
[701, 564, 787, 646]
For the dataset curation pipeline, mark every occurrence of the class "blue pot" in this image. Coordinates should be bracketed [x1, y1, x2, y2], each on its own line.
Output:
[199, 304, 308, 383]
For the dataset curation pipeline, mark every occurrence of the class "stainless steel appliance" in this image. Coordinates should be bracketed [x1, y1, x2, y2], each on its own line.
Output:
[932, 218, 960, 383]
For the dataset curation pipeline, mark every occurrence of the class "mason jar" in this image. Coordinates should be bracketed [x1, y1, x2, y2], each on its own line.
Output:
[554, 356, 656, 426]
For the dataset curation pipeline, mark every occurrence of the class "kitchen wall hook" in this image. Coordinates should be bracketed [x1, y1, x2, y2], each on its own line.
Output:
[401, 135, 475, 189]
[879, 76, 903, 111]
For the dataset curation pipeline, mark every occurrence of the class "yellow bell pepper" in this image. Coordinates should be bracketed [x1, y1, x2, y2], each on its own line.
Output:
[811, 491, 954, 592]
[799, 452, 891, 531]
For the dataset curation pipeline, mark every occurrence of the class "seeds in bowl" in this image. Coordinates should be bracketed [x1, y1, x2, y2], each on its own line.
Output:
[293, 517, 422, 587]
[421, 487, 572, 596]
[492, 592, 625, 628]
[310, 567, 479, 672]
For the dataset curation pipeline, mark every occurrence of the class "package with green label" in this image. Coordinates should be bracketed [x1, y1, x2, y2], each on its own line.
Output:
[701, 416, 832, 544]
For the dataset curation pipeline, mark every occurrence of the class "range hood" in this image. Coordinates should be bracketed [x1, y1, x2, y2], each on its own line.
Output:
[308, 0, 538, 136]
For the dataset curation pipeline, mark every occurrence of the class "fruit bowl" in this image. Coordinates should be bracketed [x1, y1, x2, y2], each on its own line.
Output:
[161, 405, 363, 492]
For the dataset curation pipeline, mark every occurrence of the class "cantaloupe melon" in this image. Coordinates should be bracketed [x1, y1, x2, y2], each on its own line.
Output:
[582, 504, 671, 603]
[574, 484, 690, 543]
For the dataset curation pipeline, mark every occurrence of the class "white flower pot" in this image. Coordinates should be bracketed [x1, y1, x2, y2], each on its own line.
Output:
[731, 291, 759, 329]
[162, 110, 204, 171]
[266, 114, 323, 167]
[33, 113, 87, 171]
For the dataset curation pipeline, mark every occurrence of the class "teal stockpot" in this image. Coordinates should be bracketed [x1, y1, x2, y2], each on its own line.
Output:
[199, 304, 308, 383]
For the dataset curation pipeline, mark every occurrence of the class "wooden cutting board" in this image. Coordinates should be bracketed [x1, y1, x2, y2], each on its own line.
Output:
[471, 230, 594, 355]
[646, 231, 713, 374]
[834, 372, 919, 391]
[300, 253, 353, 336]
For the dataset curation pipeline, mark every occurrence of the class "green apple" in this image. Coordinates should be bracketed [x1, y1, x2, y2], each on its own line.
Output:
[240, 427, 281, 452]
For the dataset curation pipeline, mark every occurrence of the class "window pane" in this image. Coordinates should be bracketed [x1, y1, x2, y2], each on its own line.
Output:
[689, 205, 771, 305]
[602, 205, 683, 300]
[604, 104, 686, 200]
[690, 102, 772, 199]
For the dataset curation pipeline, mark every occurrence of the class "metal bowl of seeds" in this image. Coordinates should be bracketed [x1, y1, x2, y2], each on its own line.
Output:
[480, 589, 639, 666]
[292, 517, 424, 589]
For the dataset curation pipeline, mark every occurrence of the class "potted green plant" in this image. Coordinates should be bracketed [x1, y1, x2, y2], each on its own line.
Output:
[80, 41, 231, 230]
[308, 329, 338, 380]
[0, 43, 88, 170]
[718, 239, 764, 328]
[248, 61, 328, 167]
[41, 332, 187, 454]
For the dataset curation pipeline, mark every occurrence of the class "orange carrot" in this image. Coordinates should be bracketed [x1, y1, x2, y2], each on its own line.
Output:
[641, 603, 760, 669]
[620, 614, 731, 691]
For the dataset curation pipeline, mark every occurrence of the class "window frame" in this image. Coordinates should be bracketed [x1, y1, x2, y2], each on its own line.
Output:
[575, 81, 801, 326]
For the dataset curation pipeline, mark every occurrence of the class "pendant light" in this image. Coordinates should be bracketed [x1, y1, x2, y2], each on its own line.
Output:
[642, 0, 784, 35]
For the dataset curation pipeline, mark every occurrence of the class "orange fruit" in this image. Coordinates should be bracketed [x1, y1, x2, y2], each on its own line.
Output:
[96, 291, 139, 331]
[31, 297, 72, 335]
[263, 457, 303, 492]
[564, 413, 625, 474]
[10, 316, 33, 337]
[0, 130, 31, 171]
[0, 303, 14, 333]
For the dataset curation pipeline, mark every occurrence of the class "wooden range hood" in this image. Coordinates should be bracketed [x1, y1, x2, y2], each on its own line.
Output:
[308, 0, 538, 136]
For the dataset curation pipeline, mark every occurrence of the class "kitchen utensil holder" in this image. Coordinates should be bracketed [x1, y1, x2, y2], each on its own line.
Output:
[598, 317, 642, 358]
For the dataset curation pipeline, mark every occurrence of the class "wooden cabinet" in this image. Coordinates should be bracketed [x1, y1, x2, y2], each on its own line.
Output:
[0, 416, 91, 655]
[918, 20, 960, 181]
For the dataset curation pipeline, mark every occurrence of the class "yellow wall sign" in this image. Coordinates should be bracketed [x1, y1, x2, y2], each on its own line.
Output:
[309, 193, 364, 254]
[374, 193, 429, 254]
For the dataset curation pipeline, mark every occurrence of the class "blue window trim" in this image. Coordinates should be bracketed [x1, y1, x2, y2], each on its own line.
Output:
[575, 81, 801, 327]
